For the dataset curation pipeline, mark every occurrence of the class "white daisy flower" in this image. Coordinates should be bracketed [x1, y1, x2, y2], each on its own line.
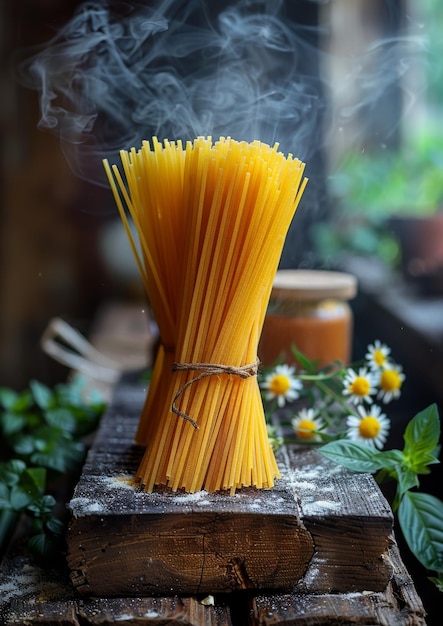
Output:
[346, 404, 390, 449]
[366, 340, 391, 370]
[261, 364, 302, 408]
[342, 367, 378, 405]
[291, 408, 324, 442]
[377, 364, 405, 403]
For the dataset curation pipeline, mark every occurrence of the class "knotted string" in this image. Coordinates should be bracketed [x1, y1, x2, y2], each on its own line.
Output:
[171, 359, 260, 429]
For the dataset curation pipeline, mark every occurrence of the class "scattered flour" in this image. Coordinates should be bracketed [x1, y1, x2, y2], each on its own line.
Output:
[301, 499, 342, 515]
[171, 491, 208, 504]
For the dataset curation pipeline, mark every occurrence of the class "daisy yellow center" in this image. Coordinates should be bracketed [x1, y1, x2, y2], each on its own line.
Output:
[359, 416, 381, 439]
[296, 419, 317, 440]
[380, 370, 402, 392]
[269, 374, 291, 396]
[349, 376, 370, 397]
[373, 349, 386, 367]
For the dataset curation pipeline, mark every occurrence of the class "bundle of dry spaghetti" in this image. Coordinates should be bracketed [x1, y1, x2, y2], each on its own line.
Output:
[103, 136, 307, 493]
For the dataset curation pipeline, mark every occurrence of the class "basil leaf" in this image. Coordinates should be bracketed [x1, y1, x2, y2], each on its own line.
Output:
[319, 440, 382, 473]
[30, 380, 54, 411]
[28, 494, 55, 515]
[28, 532, 59, 560]
[12, 434, 36, 455]
[9, 486, 34, 511]
[44, 407, 77, 432]
[45, 516, 65, 536]
[0, 387, 18, 410]
[428, 574, 443, 592]
[11, 390, 34, 413]
[398, 491, 443, 573]
[403, 404, 441, 469]
[1, 412, 27, 436]
[31, 438, 85, 473]
[22, 467, 47, 493]
[396, 466, 420, 497]
[374, 449, 405, 470]
[0, 459, 26, 485]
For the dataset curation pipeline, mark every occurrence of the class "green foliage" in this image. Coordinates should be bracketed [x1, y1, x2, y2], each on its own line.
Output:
[398, 492, 443, 573]
[320, 404, 443, 588]
[316, 440, 383, 474]
[332, 130, 443, 217]
[311, 215, 400, 267]
[0, 377, 105, 561]
[315, 126, 443, 267]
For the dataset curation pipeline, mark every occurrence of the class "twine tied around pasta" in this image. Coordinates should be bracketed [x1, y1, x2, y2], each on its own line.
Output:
[171, 359, 260, 429]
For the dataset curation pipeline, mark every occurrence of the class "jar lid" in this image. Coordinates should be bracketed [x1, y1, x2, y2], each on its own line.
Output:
[272, 270, 357, 301]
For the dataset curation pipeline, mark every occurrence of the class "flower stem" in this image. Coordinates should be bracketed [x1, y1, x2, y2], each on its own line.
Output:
[313, 379, 360, 418]
[298, 372, 339, 382]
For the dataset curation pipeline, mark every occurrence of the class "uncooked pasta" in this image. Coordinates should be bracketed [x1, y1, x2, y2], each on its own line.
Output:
[103, 136, 307, 493]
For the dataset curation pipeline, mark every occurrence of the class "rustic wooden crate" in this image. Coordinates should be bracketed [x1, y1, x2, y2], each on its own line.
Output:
[66, 376, 395, 598]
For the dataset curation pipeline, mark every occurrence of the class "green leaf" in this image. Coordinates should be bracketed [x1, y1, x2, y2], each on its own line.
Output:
[28, 494, 55, 515]
[43, 407, 77, 433]
[403, 404, 441, 473]
[373, 449, 419, 497]
[428, 573, 443, 592]
[0, 483, 11, 509]
[0, 459, 27, 485]
[9, 467, 46, 512]
[28, 532, 59, 560]
[30, 380, 54, 411]
[9, 486, 35, 511]
[290, 344, 319, 371]
[11, 390, 34, 413]
[22, 467, 47, 493]
[12, 434, 36, 455]
[396, 466, 420, 497]
[374, 449, 405, 470]
[0, 387, 18, 410]
[398, 491, 443, 573]
[45, 516, 65, 536]
[319, 440, 383, 473]
[1, 412, 27, 436]
[31, 437, 85, 473]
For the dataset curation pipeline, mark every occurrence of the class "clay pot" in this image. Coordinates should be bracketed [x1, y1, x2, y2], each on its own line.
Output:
[388, 214, 443, 294]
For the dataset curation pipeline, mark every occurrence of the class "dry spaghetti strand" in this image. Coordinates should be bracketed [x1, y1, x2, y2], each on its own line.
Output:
[103, 137, 307, 493]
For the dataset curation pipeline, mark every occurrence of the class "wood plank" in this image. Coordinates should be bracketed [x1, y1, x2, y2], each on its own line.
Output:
[280, 446, 394, 594]
[0, 556, 232, 626]
[250, 543, 427, 625]
[65, 377, 394, 598]
[1, 547, 425, 625]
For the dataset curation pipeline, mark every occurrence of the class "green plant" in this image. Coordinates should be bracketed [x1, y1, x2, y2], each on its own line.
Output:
[320, 405, 443, 591]
[314, 127, 443, 267]
[0, 377, 105, 561]
[332, 128, 443, 217]
[259, 342, 443, 592]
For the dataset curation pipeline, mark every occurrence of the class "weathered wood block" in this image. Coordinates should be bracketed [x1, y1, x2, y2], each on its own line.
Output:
[0, 556, 232, 626]
[251, 543, 427, 626]
[66, 378, 394, 598]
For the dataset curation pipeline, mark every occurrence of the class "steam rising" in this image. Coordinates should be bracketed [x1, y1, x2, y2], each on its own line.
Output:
[18, 0, 426, 196]
[19, 0, 324, 184]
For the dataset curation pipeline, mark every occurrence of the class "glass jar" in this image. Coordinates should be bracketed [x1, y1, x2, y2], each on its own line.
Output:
[259, 270, 357, 368]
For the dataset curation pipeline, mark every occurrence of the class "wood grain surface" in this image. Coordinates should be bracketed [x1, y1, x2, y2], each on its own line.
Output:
[66, 376, 394, 597]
